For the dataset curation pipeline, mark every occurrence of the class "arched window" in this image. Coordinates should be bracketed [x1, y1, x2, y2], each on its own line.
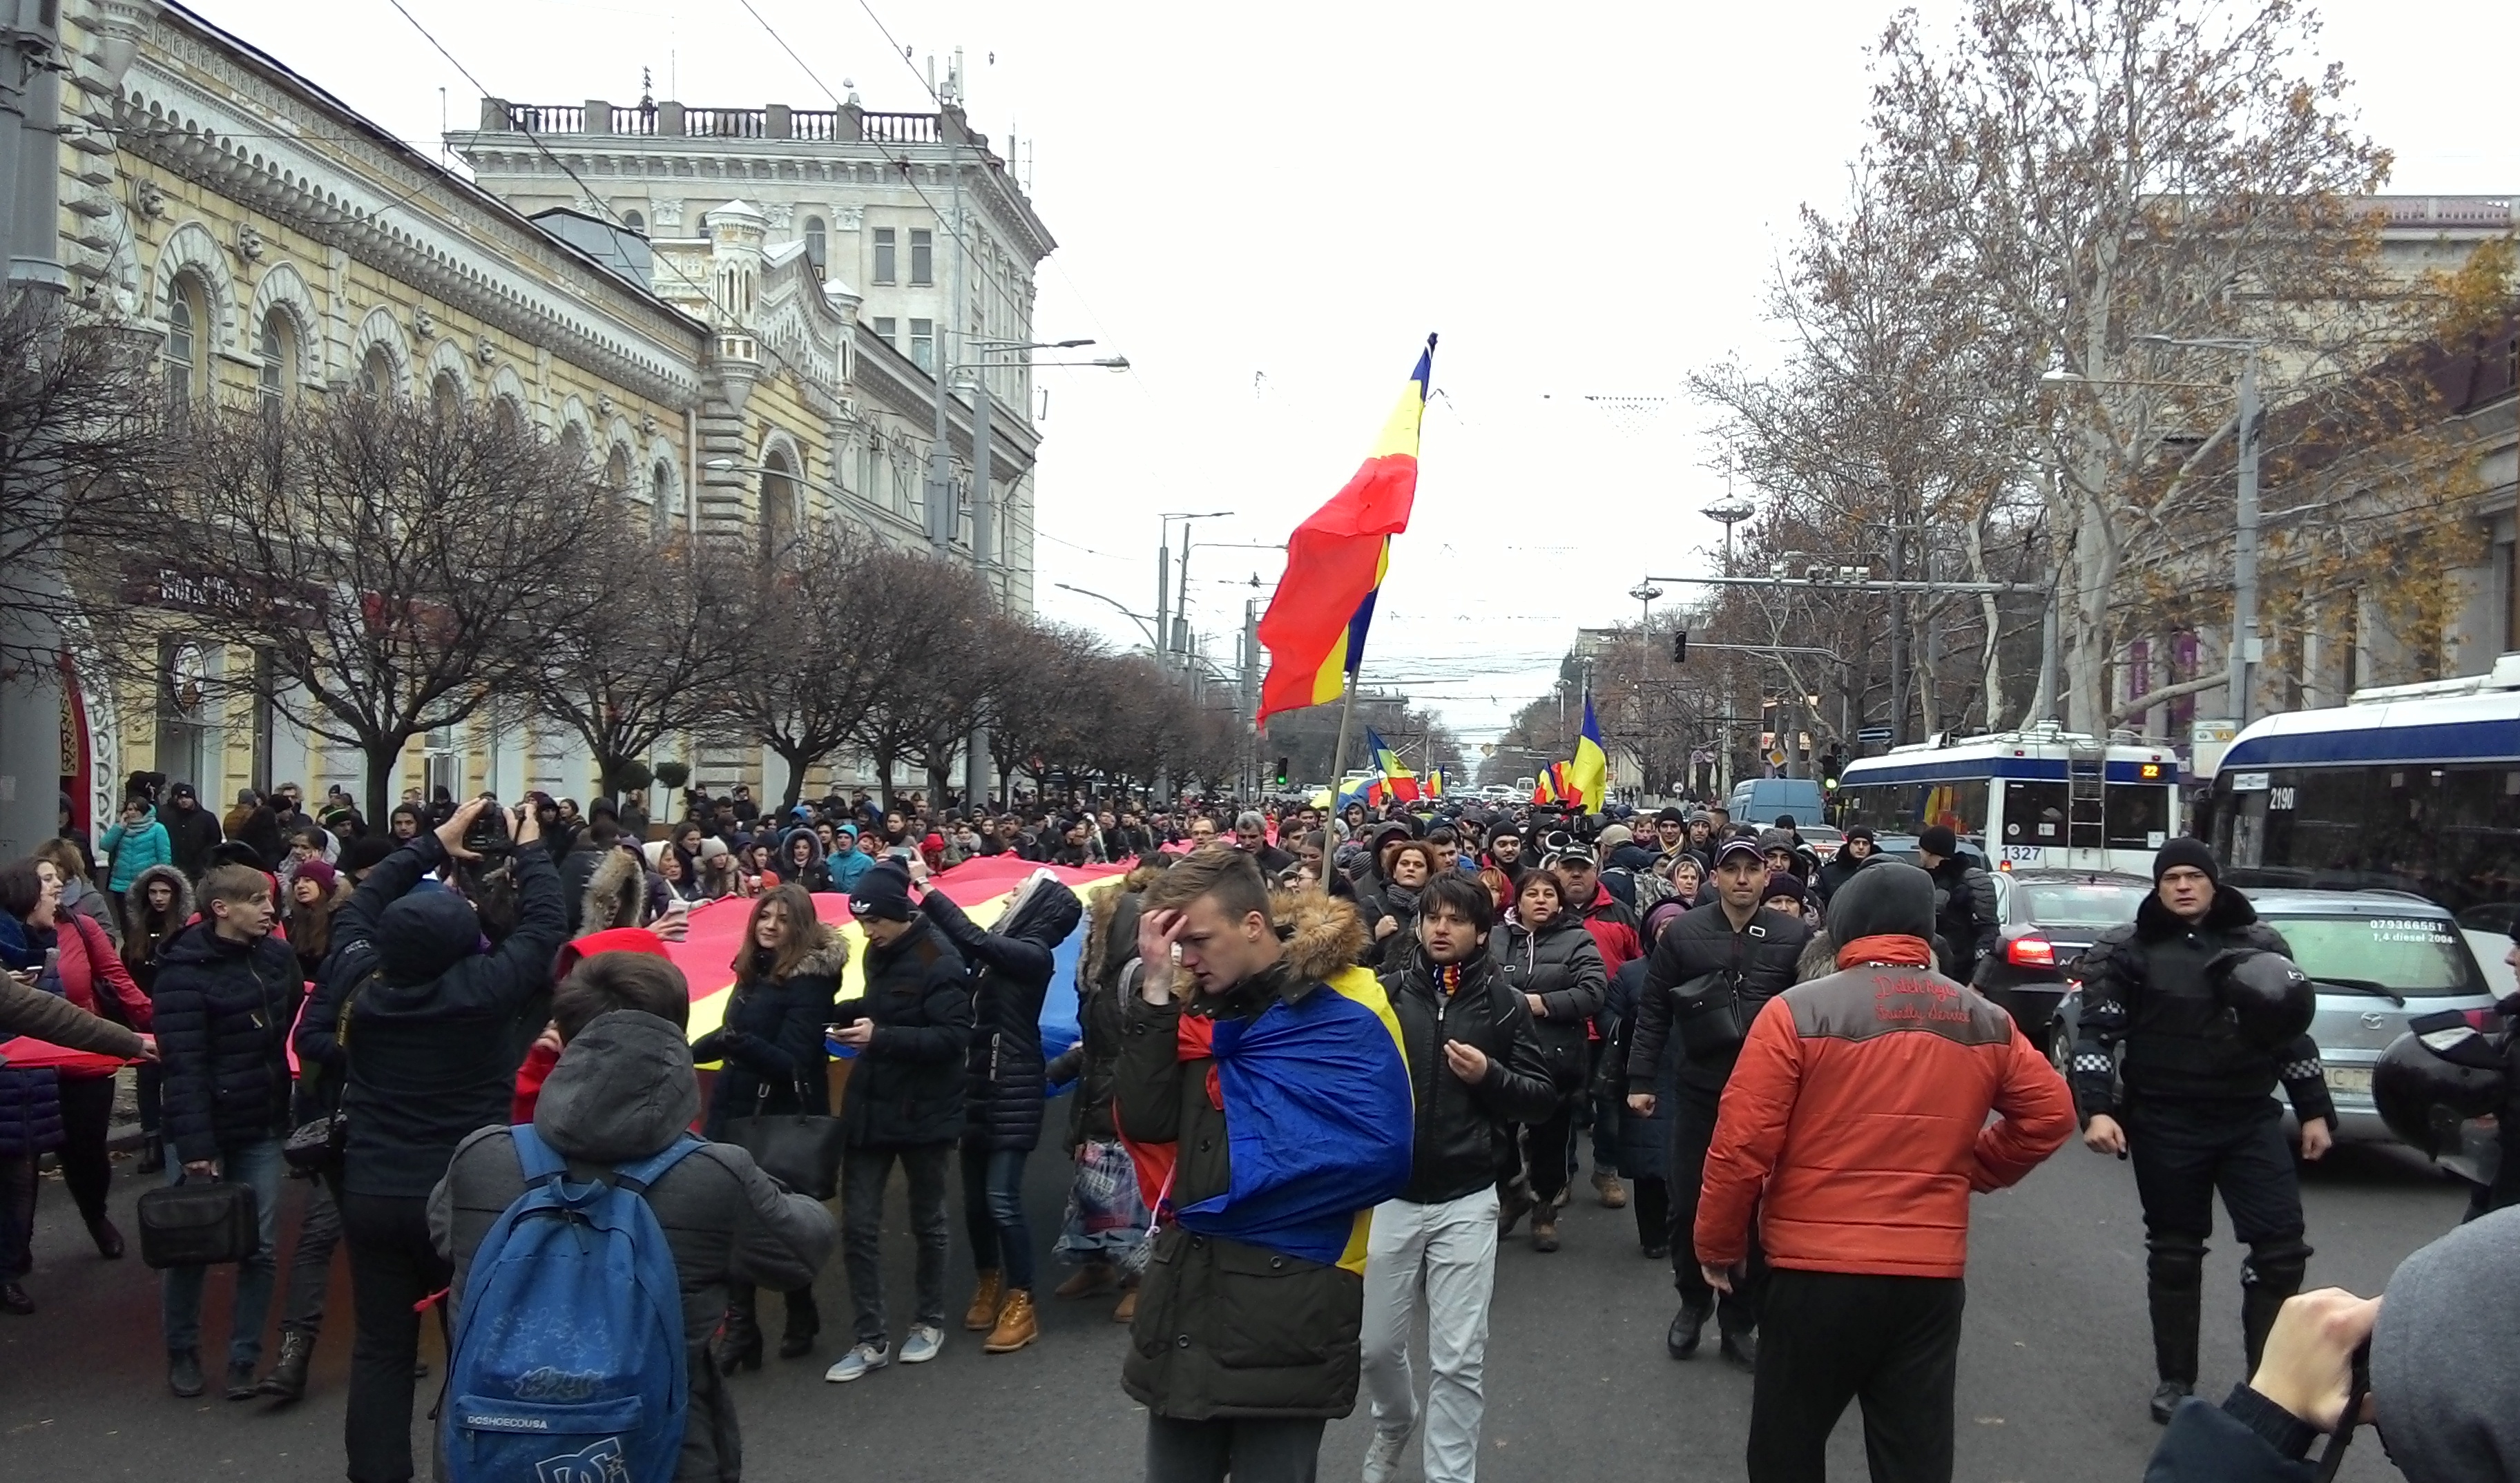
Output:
[622, 209, 646, 235]
[164, 275, 206, 413]
[558, 423, 588, 471]
[356, 344, 396, 398]
[430, 371, 462, 422]
[803, 215, 827, 275]
[256, 311, 296, 409]
[491, 397, 522, 439]
[652, 462, 675, 535]
[762, 449, 797, 555]
[604, 445, 631, 494]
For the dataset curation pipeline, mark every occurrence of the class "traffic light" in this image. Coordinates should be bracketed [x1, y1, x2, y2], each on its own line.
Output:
[1273, 756, 1289, 788]
[1820, 751, 1843, 790]
[1671, 629, 1688, 663]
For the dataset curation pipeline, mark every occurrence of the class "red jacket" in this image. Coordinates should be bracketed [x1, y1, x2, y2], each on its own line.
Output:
[54, 913, 151, 1079]
[1570, 883, 1642, 977]
[1695, 938, 2072, 1279]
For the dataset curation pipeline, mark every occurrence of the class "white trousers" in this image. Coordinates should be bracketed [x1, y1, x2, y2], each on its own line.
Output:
[1359, 1186, 1500, 1483]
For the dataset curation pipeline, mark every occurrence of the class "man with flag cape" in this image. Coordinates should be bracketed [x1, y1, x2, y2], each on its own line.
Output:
[1112, 848, 1412, 1480]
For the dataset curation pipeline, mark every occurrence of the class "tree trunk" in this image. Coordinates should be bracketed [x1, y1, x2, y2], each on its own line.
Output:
[362, 732, 414, 831]
[873, 748, 896, 810]
[773, 745, 811, 812]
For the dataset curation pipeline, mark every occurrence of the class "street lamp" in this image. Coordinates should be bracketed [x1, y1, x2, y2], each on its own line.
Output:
[1701, 502, 1755, 576]
[1155, 511, 1235, 667]
[1053, 582, 1164, 651]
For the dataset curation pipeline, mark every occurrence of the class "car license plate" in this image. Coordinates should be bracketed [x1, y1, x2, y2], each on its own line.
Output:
[2324, 1065, 2374, 1096]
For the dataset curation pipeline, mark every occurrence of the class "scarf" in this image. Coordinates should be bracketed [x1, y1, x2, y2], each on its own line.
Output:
[1836, 934, 1934, 971]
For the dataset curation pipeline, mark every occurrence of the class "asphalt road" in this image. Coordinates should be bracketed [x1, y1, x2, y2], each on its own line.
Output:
[1, 1119, 2465, 1482]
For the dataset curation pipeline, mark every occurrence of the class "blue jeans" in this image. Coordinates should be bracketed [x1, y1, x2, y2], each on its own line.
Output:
[160, 1137, 285, 1366]
[961, 1143, 1034, 1291]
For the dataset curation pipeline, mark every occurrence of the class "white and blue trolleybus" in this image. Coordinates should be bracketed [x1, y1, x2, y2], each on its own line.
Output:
[1836, 726, 2182, 876]
[2209, 656, 2520, 928]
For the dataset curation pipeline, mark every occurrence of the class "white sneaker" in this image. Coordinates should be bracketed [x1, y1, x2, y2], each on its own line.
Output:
[897, 1324, 945, 1364]
[823, 1341, 890, 1383]
[1361, 1423, 1413, 1483]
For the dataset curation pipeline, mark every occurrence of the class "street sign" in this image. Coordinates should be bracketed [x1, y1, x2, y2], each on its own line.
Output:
[1856, 726, 1894, 744]
[1767, 749, 1787, 766]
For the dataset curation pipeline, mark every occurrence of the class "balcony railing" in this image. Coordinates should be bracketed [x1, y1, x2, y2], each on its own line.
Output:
[485, 99, 962, 149]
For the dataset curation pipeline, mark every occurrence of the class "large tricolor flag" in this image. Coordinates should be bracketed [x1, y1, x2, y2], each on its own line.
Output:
[1256, 337, 1436, 722]
[1564, 693, 1609, 809]
[1366, 728, 1420, 802]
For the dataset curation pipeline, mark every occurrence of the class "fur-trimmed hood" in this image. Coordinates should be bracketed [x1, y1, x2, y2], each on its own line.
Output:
[1079, 861, 1170, 995]
[123, 864, 194, 929]
[1271, 884, 1369, 987]
[582, 846, 648, 933]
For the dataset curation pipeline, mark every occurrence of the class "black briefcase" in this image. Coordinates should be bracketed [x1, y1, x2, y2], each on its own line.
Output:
[136, 1179, 260, 1269]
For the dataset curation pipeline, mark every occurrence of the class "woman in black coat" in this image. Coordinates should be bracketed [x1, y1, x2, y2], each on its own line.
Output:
[1602, 898, 1689, 1257]
[916, 866, 1082, 1353]
[1494, 869, 1607, 1252]
[692, 883, 846, 1370]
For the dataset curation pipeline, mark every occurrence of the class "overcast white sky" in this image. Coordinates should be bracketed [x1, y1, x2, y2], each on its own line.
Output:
[189, 0, 2520, 742]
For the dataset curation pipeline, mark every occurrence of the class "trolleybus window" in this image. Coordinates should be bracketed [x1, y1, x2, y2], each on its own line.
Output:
[2105, 784, 2173, 851]
[2000, 781, 2068, 846]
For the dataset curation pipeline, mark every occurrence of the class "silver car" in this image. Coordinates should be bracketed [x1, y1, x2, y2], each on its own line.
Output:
[2053, 889, 2501, 1167]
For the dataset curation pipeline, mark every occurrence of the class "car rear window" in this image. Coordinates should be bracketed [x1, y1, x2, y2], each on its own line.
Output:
[2021, 882, 2150, 930]
[2272, 915, 2479, 997]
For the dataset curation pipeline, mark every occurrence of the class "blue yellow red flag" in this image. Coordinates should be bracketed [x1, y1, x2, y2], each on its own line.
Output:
[1256, 338, 1436, 721]
[1366, 728, 1420, 802]
[1565, 694, 1609, 809]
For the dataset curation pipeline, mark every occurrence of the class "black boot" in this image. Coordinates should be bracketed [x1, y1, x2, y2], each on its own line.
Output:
[256, 1328, 315, 1402]
[1666, 1301, 1710, 1361]
[715, 1299, 764, 1375]
[136, 1134, 164, 1176]
[779, 1290, 821, 1359]
[2146, 1280, 2202, 1423]
[2241, 1280, 2298, 1378]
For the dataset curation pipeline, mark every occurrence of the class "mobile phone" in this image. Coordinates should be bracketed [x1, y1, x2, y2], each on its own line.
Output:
[658, 896, 691, 918]
[887, 846, 915, 862]
[42, 947, 59, 978]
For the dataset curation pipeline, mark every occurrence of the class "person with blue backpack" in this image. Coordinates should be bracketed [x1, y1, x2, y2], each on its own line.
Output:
[430, 950, 835, 1482]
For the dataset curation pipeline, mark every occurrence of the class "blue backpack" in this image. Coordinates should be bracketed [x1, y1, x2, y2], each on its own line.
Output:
[443, 1125, 701, 1483]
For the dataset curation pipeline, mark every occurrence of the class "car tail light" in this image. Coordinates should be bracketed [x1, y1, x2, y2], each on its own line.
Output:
[2007, 936, 2056, 967]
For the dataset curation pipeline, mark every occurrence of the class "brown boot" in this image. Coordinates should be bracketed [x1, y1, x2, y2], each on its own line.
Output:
[963, 1270, 1003, 1332]
[1531, 1216, 1560, 1253]
[1113, 1284, 1139, 1325]
[1593, 1171, 1628, 1210]
[1053, 1262, 1118, 1300]
[983, 1290, 1039, 1353]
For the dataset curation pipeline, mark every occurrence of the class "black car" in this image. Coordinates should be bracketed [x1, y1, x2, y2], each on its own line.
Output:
[1972, 869, 2154, 1046]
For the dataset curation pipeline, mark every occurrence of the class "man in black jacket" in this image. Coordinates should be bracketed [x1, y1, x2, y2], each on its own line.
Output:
[160, 782, 226, 879]
[154, 864, 298, 1402]
[1360, 873, 1556, 1483]
[822, 863, 973, 1383]
[2073, 838, 2336, 1424]
[1917, 824, 1998, 983]
[1625, 836, 1810, 1368]
[300, 797, 564, 1483]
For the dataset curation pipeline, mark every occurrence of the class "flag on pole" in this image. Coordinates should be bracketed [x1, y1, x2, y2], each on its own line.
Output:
[1564, 693, 1609, 809]
[1365, 728, 1420, 802]
[1531, 773, 1556, 805]
[1256, 337, 1436, 722]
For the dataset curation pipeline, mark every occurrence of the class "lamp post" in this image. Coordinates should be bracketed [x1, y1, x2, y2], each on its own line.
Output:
[1155, 511, 1233, 673]
[1700, 501, 1754, 794]
[1052, 582, 1163, 652]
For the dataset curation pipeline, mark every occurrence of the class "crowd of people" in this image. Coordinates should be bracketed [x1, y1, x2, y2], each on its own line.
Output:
[0, 768, 2514, 1483]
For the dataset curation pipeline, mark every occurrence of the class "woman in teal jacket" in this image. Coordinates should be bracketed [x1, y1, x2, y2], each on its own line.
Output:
[98, 800, 173, 900]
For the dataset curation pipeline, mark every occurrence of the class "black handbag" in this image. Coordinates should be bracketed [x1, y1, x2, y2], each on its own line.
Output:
[1670, 970, 1753, 1060]
[722, 1083, 844, 1201]
[137, 1177, 259, 1269]
[285, 970, 374, 1177]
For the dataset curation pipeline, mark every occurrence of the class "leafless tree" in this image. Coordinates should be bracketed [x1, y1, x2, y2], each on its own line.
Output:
[130, 394, 623, 822]
[3, 295, 175, 672]
[529, 527, 758, 805]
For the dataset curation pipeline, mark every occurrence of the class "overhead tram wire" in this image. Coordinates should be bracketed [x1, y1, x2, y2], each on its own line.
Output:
[378, 0, 739, 327]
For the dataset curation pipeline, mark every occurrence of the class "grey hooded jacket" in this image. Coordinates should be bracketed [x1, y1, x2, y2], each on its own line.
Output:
[429, 1010, 836, 1482]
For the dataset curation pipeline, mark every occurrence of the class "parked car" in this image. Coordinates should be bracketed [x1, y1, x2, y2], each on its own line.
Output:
[2050, 889, 2503, 1171]
[1728, 777, 1827, 825]
[1972, 870, 2153, 1047]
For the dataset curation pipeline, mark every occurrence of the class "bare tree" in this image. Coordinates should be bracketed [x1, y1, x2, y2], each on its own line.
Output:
[131, 394, 623, 822]
[5, 295, 174, 670]
[984, 621, 1108, 801]
[529, 528, 757, 805]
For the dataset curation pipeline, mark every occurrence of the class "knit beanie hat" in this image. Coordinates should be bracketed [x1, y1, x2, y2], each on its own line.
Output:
[1918, 824, 1959, 858]
[1827, 859, 1935, 942]
[2371, 1205, 2520, 1483]
[2151, 837, 2220, 884]
[849, 863, 916, 923]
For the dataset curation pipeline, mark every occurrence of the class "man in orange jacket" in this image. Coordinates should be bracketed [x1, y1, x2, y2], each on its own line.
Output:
[1695, 860, 2072, 1483]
